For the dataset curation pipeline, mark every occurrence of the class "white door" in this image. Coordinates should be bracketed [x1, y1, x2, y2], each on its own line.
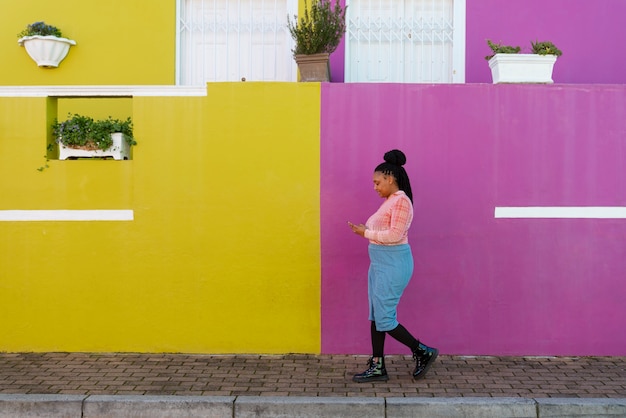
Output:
[345, 0, 465, 83]
[177, 0, 298, 84]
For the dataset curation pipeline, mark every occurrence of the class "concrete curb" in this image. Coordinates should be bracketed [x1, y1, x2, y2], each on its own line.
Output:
[0, 394, 85, 418]
[1, 394, 626, 417]
[536, 398, 626, 417]
[235, 396, 384, 418]
[386, 397, 537, 417]
[83, 395, 235, 418]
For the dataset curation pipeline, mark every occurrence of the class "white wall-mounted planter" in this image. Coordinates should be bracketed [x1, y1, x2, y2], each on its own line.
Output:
[488, 54, 557, 84]
[58, 133, 131, 160]
[18, 35, 76, 68]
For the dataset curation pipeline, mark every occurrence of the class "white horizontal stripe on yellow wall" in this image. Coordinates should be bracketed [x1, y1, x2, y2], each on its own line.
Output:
[0, 210, 134, 221]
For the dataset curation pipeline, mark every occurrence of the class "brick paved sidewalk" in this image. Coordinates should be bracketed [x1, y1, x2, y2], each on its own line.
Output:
[1, 354, 625, 398]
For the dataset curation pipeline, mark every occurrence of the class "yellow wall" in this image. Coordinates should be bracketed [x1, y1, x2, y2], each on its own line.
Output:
[2, 0, 174, 85]
[0, 83, 321, 353]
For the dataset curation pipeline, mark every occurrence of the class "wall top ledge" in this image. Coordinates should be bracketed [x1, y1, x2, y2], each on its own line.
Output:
[0, 85, 208, 97]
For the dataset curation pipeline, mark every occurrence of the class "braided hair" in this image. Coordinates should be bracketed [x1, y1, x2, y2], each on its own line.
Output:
[374, 149, 413, 203]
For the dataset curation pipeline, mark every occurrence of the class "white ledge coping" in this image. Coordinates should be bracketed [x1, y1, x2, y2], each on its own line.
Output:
[0, 210, 134, 221]
[0, 85, 207, 97]
[495, 206, 626, 219]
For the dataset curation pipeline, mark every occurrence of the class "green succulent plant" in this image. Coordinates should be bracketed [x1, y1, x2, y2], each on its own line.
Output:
[531, 41, 563, 57]
[486, 39, 563, 60]
[485, 40, 521, 60]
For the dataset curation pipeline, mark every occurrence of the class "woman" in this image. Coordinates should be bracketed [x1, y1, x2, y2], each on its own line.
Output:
[348, 149, 438, 382]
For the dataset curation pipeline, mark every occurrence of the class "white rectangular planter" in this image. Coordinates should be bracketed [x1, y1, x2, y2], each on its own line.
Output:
[488, 54, 557, 84]
[58, 132, 130, 160]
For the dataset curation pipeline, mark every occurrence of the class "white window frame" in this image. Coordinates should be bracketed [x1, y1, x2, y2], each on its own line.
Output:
[344, 0, 465, 83]
[176, 0, 298, 85]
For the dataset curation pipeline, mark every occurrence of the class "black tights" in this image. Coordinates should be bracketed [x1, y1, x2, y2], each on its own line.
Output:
[371, 321, 419, 357]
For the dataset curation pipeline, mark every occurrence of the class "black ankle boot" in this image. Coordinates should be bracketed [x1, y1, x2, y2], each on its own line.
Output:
[412, 342, 438, 379]
[352, 357, 389, 383]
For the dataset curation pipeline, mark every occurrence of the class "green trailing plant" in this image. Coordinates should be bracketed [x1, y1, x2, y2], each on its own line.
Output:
[287, 0, 347, 56]
[52, 113, 136, 151]
[485, 40, 521, 60]
[18, 21, 63, 38]
[531, 40, 563, 57]
[36, 144, 55, 172]
[37, 156, 50, 172]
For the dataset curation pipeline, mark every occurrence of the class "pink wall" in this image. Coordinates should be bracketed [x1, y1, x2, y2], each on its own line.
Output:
[467, 0, 626, 84]
[320, 83, 626, 356]
[331, 0, 626, 84]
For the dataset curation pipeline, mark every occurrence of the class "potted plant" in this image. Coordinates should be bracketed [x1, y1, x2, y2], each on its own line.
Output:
[52, 113, 136, 160]
[486, 39, 562, 84]
[17, 21, 76, 68]
[287, 0, 347, 82]
[531, 40, 563, 57]
[484, 40, 521, 59]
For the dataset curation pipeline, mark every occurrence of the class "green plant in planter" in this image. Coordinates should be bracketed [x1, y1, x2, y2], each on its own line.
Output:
[17, 21, 64, 38]
[485, 40, 521, 60]
[287, 0, 347, 56]
[52, 113, 136, 151]
[486, 39, 563, 60]
[531, 40, 563, 57]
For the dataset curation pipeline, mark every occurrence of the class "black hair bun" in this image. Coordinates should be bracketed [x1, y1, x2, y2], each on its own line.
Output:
[383, 149, 406, 167]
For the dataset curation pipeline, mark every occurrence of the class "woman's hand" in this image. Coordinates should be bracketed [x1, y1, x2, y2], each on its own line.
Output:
[347, 221, 367, 237]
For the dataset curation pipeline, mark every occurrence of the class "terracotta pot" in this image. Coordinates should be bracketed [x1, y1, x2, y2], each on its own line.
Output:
[295, 53, 330, 82]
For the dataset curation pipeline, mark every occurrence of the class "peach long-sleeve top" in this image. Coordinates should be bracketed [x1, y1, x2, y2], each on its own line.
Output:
[364, 190, 413, 245]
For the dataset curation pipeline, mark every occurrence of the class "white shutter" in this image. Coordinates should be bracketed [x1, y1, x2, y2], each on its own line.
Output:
[177, 0, 298, 84]
[345, 0, 465, 83]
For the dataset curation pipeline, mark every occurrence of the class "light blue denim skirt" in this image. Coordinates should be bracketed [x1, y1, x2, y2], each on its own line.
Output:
[367, 243, 414, 332]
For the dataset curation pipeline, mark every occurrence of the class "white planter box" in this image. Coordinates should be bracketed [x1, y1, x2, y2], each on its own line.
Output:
[488, 54, 557, 84]
[58, 133, 130, 160]
[18, 35, 76, 68]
